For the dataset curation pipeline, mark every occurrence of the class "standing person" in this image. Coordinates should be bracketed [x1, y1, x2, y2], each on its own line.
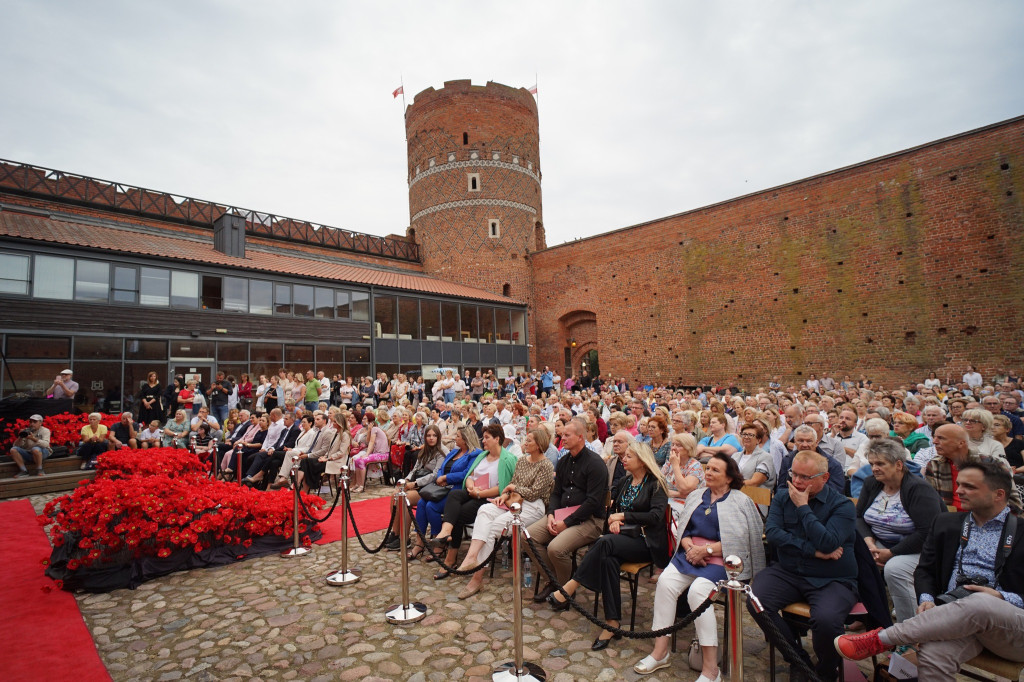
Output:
[207, 371, 232, 426]
[527, 418, 608, 603]
[46, 368, 79, 401]
[751, 450, 858, 681]
[138, 371, 163, 426]
[237, 373, 253, 411]
[163, 376, 184, 419]
[836, 461, 1024, 680]
[304, 370, 321, 412]
[470, 371, 484, 403]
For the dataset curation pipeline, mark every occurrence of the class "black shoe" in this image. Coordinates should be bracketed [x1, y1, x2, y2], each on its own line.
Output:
[384, 536, 402, 551]
[546, 592, 571, 612]
[590, 631, 622, 651]
[533, 582, 556, 604]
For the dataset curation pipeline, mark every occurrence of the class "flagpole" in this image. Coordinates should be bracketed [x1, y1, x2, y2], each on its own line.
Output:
[535, 71, 538, 108]
[400, 73, 406, 115]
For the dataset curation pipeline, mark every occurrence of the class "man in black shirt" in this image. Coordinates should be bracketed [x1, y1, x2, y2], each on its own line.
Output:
[528, 418, 607, 603]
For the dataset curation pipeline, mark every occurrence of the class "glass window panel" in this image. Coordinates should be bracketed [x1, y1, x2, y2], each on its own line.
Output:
[421, 300, 441, 340]
[317, 346, 344, 363]
[460, 304, 478, 342]
[350, 291, 369, 321]
[511, 310, 526, 344]
[171, 271, 199, 308]
[376, 364, 399, 382]
[250, 343, 283, 379]
[0, 253, 30, 295]
[201, 274, 222, 310]
[345, 346, 370, 363]
[74, 336, 122, 360]
[284, 344, 314, 363]
[73, 260, 109, 302]
[347, 364, 370, 382]
[139, 267, 169, 306]
[125, 339, 167, 360]
[33, 255, 74, 300]
[398, 297, 420, 339]
[250, 280, 273, 316]
[293, 285, 314, 317]
[318, 364, 343, 381]
[217, 342, 247, 362]
[314, 287, 334, 319]
[274, 283, 291, 315]
[224, 277, 248, 312]
[5, 335, 70, 359]
[441, 302, 459, 342]
[495, 309, 511, 343]
[479, 307, 495, 344]
[111, 266, 138, 303]
[169, 340, 215, 358]
[71, 360, 123, 414]
[374, 295, 396, 338]
[335, 290, 351, 318]
[217, 365, 246, 386]
[1, 362, 65, 398]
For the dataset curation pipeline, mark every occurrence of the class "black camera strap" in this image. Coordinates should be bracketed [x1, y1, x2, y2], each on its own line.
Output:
[957, 511, 1018, 581]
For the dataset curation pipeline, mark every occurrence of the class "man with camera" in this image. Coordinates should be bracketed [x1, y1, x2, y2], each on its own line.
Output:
[836, 460, 1024, 679]
[8, 414, 52, 477]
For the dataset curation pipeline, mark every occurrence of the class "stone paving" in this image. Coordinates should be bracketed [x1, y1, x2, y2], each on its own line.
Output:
[25, 487, 880, 682]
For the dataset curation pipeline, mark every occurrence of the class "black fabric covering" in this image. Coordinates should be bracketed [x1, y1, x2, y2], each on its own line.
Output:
[45, 528, 322, 592]
[0, 397, 73, 421]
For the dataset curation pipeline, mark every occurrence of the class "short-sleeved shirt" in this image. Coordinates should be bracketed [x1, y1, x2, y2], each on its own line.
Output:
[863, 489, 915, 546]
[81, 424, 108, 440]
[51, 379, 79, 399]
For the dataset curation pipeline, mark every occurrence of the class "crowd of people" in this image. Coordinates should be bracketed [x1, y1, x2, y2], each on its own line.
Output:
[7, 363, 1024, 680]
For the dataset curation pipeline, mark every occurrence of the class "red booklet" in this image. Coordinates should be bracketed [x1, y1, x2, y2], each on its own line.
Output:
[554, 505, 580, 524]
[487, 498, 510, 511]
[473, 473, 493, 490]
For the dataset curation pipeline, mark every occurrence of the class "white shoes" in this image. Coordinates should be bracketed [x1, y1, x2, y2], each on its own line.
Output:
[695, 672, 722, 682]
[633, 654, 671, 675]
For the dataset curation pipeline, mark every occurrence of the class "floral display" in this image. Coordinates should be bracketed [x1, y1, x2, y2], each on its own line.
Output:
[39, 447, 324, 591]
[1, 412, 119, 450]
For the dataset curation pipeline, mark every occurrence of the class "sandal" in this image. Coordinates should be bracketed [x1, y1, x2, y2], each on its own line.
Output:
[407, 545, 425, 561]
[432, 569, 449, 581]
[633, 653, 671, 675]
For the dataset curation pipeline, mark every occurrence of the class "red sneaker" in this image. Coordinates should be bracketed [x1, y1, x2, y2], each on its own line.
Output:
[834, 627, 889, 661]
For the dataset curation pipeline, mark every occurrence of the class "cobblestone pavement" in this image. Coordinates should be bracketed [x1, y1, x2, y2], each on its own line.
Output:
[25, 486, 877, 682]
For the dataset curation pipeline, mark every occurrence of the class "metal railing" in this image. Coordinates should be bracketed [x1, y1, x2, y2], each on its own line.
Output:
[0, 159, 420, 262]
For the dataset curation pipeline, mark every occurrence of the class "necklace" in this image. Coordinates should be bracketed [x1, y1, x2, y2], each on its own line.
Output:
[705, 489, 728, 515]
[620, 474, 646, 511]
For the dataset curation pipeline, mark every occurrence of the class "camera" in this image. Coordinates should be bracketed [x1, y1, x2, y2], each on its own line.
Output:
[935, 574, 988, 605]
[18, 428, 31, 438]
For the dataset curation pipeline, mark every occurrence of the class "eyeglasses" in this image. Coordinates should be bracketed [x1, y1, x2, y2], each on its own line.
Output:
[790, 472, 827, 482]
[740, 433, 757, 439]
[963, 419, 983, 425]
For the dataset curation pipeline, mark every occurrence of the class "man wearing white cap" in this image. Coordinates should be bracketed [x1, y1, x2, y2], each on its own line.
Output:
[9, 414, 51, 477]
[502, 423, 522, 457]
[46, 369, 79, 400]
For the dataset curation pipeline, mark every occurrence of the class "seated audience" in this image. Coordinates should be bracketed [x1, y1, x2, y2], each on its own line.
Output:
[8, 414, 51, 477]
[77, 412, 109, 469]
[162, 410, 190, 449]
[138, 420, 162, 449]
[108, 412, 139, 450]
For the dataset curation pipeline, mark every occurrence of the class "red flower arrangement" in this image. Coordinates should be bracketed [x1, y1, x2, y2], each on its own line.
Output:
[38, 447, 324, 590]
[1, 413, 118, 450]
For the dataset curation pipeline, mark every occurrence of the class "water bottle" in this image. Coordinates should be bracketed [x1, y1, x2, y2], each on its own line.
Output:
[523, 558, 533, 589]
[502, 546, 511, 570]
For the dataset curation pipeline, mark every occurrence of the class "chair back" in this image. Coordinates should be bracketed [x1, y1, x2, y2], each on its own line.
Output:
[741, 485, 772, 507]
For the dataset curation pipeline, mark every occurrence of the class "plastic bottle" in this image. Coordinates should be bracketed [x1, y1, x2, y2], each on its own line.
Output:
[523, 557, 533, 589]
[502, 546, 511, 570]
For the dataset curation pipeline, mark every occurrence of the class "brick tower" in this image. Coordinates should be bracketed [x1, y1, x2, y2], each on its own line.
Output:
[405, 80, 544, 324]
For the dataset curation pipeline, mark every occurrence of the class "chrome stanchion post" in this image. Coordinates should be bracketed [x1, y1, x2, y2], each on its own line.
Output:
[281, 461, 312, 558]
[720, 555, 745, 678]
[385, 479, 427, 624]
[326, 465, 360, 585]
[493, 502, 546, 682]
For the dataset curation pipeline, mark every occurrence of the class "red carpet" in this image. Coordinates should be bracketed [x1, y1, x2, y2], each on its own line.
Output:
[0, 499, 111, 682]
[315, 495, 396, 544]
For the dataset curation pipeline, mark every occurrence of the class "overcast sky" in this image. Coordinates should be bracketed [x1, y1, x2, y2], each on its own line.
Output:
[2, 1, 1022, 247]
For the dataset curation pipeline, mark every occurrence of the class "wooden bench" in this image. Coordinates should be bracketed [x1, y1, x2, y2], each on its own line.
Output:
[959, 651, 1024, 681]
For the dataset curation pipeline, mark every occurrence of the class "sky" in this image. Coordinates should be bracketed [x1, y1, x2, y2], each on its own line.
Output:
[2, 1, 1022, 247]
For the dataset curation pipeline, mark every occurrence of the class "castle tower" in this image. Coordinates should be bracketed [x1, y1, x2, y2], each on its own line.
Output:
[405, 80, 544, 320]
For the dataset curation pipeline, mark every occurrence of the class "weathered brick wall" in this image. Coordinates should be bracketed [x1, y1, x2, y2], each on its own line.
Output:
[406, 80, 544, 353]
[530, 116, 1024, 387]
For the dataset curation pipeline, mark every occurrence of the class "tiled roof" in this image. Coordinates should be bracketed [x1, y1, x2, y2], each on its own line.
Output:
[0, 209, 519, 305]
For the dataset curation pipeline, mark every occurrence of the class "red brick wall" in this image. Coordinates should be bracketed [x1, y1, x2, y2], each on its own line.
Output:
[530, 116, 1024, 387]
[406, 80, 544, 358]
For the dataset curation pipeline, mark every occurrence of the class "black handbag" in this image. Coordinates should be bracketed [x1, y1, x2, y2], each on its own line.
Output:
[618, 523, 644, 538]
[410, 467, 432, 480]
[418, 482, 451, 502]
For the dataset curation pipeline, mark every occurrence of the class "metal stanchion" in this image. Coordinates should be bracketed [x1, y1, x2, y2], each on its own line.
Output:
[281, 461, 312, 558]
[493, 503, 546, 682]
[326, 465, 360, 585]
[385, 479, 427, 624]
[721, 554, 759, 679]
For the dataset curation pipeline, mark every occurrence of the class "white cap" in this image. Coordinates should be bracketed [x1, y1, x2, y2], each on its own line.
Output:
[503, 424, 518, 441]
[61, 369, 73, 375]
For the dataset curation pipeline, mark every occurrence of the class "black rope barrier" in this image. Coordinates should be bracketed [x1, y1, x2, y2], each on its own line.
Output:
[343, 487, 397, 554]
[524, 534, 715, 639]
[294, 474, 344, 524]
[746, 602, 825, 682]
[406, 500, 502, 576]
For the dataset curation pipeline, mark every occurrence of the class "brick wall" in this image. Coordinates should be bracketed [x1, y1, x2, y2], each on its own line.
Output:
[530, 115, 1024, 387]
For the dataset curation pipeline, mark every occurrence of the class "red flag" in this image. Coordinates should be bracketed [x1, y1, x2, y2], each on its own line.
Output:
[392, 86, 404, 98]
[527, 84, 538, 95]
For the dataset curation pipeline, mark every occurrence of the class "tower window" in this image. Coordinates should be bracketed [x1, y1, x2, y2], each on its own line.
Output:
[468, 173, 480, 192]
[488, 220, 501, 239]
[463, 132, 468, 145]
[502, 283, 511, 297]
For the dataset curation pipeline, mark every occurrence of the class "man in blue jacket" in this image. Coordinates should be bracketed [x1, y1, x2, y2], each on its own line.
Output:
[752, 450, 858, 681]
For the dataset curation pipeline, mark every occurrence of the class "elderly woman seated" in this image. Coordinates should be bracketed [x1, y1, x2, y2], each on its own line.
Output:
[77, 412, 109, 469]
[855, 437, 944, 623]
[634, 453, 765, 680]
[162, 410, 190, 449]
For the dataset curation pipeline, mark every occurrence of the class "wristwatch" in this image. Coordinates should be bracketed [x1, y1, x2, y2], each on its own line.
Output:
[706, 545, 714, 556]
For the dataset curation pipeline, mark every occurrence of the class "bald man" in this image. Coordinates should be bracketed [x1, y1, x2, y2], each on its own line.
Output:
[924, 424, 1021, 514]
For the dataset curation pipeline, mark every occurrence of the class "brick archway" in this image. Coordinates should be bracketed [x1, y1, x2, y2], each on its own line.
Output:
[558, 309, 598, 377]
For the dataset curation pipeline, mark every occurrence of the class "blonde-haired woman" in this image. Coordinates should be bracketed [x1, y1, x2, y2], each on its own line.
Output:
[548, 441, 669, 651]
[961, 408, 1006, 459]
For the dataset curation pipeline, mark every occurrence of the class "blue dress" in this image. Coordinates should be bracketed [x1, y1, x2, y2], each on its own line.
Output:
[670, 488, 729, 582]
